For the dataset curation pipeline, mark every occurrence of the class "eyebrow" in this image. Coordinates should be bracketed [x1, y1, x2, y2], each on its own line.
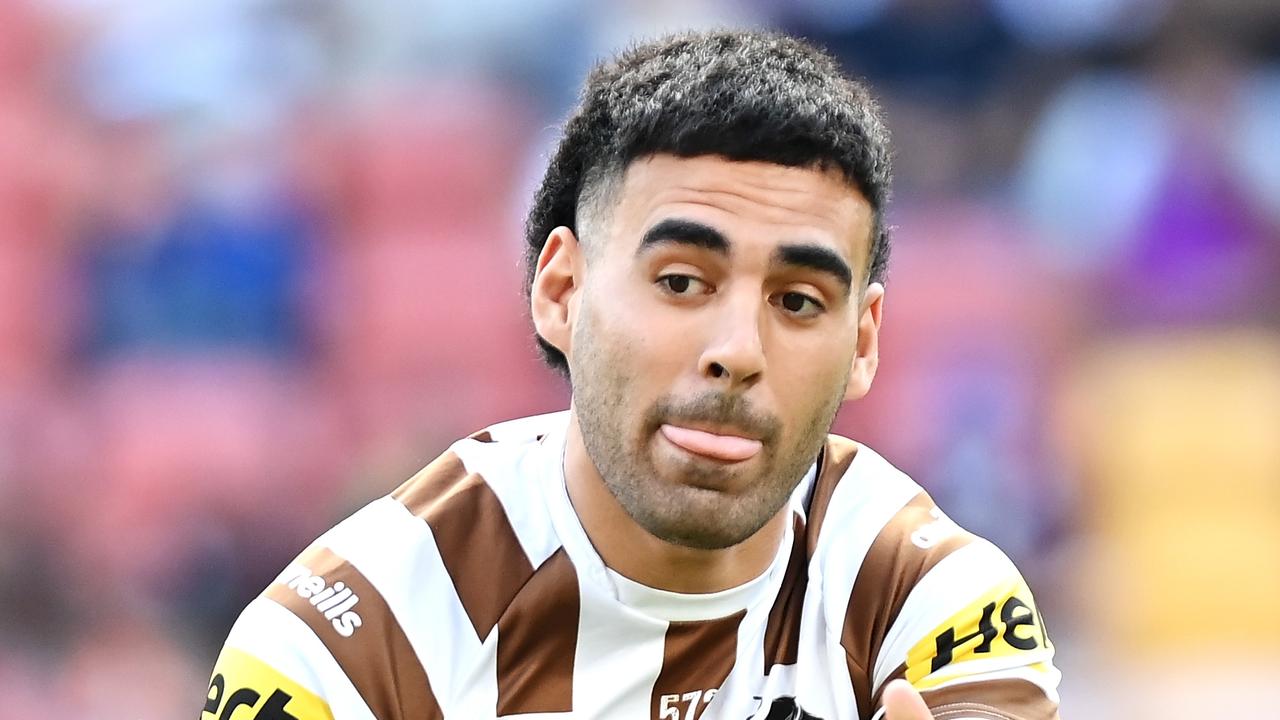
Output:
[636, 216, 854, 297]
[774, 244, 854, 297]
[636, 218, 730, 256]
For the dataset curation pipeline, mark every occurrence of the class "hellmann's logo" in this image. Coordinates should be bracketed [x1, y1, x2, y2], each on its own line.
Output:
[278, 563, 363, 637]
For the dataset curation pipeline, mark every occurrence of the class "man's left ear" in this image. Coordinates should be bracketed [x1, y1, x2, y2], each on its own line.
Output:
[843, 282, 884, 402]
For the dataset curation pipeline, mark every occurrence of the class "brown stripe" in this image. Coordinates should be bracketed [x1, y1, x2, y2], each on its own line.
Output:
[806, 436, 859, 556]
[392, 451, 535, 640]
[265, 546, 442, 720]
[649, 611, 746, 719]
[841, 492, 975, 719]
[467, 429, 494, 443]
[763, 514, 807, 668]
[922, 678, 1059, 720]
[495, 548, 579, 716]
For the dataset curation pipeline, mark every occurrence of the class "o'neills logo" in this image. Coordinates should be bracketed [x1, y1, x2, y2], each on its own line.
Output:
[279, 563, 363, 637]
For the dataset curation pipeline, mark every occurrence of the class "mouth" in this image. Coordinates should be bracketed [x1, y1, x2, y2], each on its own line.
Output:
[658, 423, 763, 463]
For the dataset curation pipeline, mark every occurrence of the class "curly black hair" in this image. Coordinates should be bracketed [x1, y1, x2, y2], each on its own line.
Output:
[524, 29, 893, 375]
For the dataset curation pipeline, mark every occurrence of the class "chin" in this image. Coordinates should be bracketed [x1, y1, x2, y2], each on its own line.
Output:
[635, 490, 762, 550]
[648, 521, 749, 551]
[652, 444, 754, 494]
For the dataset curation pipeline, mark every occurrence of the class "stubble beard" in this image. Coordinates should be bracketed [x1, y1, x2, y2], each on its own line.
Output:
[570, 308, 846, 550]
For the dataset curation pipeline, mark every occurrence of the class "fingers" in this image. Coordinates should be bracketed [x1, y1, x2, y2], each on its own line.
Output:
[881, 679, 933, 720]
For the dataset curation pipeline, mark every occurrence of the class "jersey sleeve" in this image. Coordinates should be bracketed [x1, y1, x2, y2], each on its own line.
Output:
[203, 542, 446, 720]
[868, 539, 1061, 720]
[203, 596, 375, 720]
[828, 483, 1060, 720]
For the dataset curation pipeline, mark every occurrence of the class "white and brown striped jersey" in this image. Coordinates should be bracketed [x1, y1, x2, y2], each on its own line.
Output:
[204, 411, 1061, 720]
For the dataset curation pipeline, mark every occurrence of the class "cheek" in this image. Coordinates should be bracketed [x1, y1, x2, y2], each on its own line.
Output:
[770, 339, 855, 423]
[575, 294, 673, 409]
[590, 283, 695, 375]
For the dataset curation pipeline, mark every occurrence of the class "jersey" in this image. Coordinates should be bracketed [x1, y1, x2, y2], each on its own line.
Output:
[203, 411, 1061, 720]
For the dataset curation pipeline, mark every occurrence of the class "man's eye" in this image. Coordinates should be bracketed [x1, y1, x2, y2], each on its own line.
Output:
[778, 291, 824, 316]
[658, 275, 705, 295]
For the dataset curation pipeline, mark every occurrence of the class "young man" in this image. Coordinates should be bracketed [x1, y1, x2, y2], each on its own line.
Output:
[204, 30, 1061, 720]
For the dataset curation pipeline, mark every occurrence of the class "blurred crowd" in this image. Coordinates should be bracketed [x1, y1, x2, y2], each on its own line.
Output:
[0, 0, 1278, 717]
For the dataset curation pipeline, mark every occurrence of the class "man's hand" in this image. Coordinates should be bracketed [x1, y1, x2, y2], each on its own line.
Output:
[882, 679, 934, 719]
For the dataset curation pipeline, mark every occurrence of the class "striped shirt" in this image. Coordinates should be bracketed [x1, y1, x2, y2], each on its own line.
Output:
[203, 411, 1061, 720]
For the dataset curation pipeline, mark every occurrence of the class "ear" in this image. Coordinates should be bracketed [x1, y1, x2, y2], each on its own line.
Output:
[530, 225, 584, 362]
[843, 282, 884, 402]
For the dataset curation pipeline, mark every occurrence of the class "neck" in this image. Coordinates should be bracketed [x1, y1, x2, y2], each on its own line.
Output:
[563, 411, 788, 594]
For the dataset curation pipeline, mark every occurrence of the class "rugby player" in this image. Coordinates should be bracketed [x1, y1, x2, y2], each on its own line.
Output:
[204, 29, 1061, 720]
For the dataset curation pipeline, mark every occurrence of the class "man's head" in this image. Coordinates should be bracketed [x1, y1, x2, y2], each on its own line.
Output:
[527, 30, 892, 550]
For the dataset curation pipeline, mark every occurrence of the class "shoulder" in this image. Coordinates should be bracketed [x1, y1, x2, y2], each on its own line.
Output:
[217, 412, 573, 715]
[266, 412, 565, 591]
[302, 409, 569, 622]
[806, 438, 981, 674]
[387, 411, 567, 573]
[804, 436, 953, 574]
[808, 437, 1059, 717]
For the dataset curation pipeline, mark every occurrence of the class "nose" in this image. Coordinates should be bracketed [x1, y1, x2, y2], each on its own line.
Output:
[698, 293, 766, 389]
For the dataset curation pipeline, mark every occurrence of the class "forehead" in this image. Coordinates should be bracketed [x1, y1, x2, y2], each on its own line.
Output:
[606, 154, 874, 267]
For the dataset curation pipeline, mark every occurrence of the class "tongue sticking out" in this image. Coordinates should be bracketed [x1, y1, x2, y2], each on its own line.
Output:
[659, 424, 763, 462]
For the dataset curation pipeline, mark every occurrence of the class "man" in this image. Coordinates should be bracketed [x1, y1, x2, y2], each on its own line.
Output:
[204, 30, 1061, 720]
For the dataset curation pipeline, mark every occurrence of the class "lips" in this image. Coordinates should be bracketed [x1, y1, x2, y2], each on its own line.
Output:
[659, 423, 763, 462]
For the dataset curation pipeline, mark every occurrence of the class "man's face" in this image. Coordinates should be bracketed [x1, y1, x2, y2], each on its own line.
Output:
[550, 154, 882, 550]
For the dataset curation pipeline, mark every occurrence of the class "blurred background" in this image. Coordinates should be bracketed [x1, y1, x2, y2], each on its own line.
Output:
[1, 0, 1278, 717]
